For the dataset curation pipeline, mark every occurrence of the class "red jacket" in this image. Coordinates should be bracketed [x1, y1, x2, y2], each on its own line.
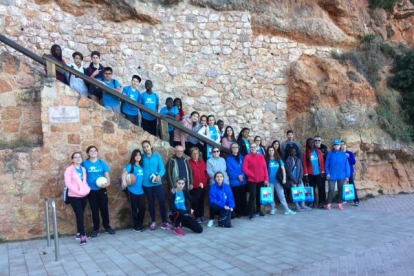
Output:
[189, 158, 209, 189]
[303, 148, 325, 176]
[242, 153, 269, 183]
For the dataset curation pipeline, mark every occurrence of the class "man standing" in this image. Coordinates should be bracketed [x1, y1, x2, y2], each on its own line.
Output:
[281, 130, 302, 161]
[314, 135, 329, 162]
[166, 145, 194, 190]
[101, 67, 122, 114]
[140, 80, 159, 136]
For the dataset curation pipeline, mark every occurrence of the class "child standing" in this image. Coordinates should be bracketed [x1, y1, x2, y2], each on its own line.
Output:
[122, 75, 141, 126]
[139, 80, 159, 136]
[159, 97, 179, 146]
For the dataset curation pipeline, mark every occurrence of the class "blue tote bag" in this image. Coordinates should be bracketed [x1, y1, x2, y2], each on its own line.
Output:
[342, 184, 355, 201]
[304, 186, 314, 203]
[260, 187, 274, 205]
[291, 186, 305, 203]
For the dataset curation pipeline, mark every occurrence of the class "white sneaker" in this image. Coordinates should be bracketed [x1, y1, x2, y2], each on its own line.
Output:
[270, 209, 276, 215]
[207, 220, 214, 227]
[284, 210, 297, 215]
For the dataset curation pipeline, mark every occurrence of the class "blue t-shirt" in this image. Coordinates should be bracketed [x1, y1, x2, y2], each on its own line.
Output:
[209, 126, 218, 142]
[243, 138, 251, 154]
[76, 167, 84, 181]
[257, 146, 265, 155]
[160, 106, 179, 132]
[174, 190, 186, 211]
[140, 92, 159, 121]
[102, 79, 122, 107]
[82, 159, 110, 190]
[122, 86, 141, 115]
[311, 150, 320, 175]
[125, 164, 144, 195]
[268, 159, 284, 184]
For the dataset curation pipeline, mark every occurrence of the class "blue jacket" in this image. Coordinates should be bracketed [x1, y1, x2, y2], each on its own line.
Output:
[226, 154, 247, 187]
[209, 182, 235, 209]
[345, 150, 356, 176]
[325, 150, 350, 181]
[142, 152, 165, 187]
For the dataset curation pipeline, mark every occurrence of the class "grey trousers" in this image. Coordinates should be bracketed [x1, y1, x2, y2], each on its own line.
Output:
[328, 180, 345, 204]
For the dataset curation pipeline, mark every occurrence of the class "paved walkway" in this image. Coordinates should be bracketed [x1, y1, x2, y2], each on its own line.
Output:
[1, 194, 414, 276]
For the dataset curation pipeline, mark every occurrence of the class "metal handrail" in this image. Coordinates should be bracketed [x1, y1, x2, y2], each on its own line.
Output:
[0, 34, 228, 152]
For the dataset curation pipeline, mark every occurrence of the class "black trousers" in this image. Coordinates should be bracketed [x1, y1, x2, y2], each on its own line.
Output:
[248, 182, 264, 214]
[125, 114, 139, 127]
[88, 189, 111, 231]
[232, 185, 248, 216]
[209, 204, 232, 227]
[127, 191, 146, 229]
[169, 211, 203, 233]
[309, 174, 326, 205]
[190, 188, 205, 219]
[142, 118, 157, 136]
[70, 196, 88, 236]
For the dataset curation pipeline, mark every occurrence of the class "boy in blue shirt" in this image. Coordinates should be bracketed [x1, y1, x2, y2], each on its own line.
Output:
[122, 75, 141, 126]
[159, 97, 179, 146]
[139, 80, 159, 136]
[101, 67, 122, 114]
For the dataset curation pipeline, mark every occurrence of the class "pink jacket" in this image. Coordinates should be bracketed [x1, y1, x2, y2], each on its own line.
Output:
[174, 116, 192, 148]
[64, 165, 91, 198]
[242, 153, 269, 183]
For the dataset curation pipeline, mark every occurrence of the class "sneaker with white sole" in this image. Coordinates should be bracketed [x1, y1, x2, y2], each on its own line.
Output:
[150, 222, 157, 231]
[284, 210, 297, 215]
[161, 222, 174, 230]
[207, 220, 214, 227]
[80, 235, 87, 246]
[75, 233, 81, 240]
[270, 209, 276, 215]
[301, 206, 312, 211]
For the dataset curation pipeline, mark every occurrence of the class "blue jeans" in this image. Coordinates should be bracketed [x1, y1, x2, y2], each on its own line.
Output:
[143, 185, 167, 223]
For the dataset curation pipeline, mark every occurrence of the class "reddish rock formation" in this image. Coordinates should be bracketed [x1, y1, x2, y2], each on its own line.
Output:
[287, 55, 414, 196]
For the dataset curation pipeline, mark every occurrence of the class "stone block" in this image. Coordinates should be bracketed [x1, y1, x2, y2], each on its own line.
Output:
[3, 120, 20, 133]
[68, 134, 80, 144]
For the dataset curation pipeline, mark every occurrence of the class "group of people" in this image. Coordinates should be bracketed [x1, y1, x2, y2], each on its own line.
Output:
[64, 129, 359, 245]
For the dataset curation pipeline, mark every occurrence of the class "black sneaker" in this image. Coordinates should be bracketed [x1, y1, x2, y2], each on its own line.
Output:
[90, 230, 100, 238]
[105, 228, 116, 234]
[134, 227, 145, 232]
[258, 211, 266, 217]
[80, 235, 87, 246]
[248, 214, 254, 220]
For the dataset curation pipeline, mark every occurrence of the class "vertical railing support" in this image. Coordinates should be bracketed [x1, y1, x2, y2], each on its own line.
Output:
[51, 200, 60, 261]
[45, 199, 51, 247]
[46, 59, 56, 78]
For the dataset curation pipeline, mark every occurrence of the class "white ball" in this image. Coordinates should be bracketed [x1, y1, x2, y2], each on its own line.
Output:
[96, 176, 108, 188]
[149, 172, 159, 184]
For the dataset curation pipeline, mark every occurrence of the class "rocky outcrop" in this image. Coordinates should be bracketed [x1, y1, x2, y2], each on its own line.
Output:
[287, 55, 414, 196]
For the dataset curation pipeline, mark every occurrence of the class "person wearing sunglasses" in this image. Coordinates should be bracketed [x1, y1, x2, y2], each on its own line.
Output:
[206, 146, 229, 186]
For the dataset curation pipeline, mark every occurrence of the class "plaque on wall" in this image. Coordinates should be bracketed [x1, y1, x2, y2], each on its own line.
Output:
[49, 106, 80, 123]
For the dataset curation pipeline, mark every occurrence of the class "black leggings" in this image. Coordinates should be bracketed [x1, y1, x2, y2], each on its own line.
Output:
[127, 191, 146, 229]
[248, 182, 264, 214]
[169, 211, 203, 233]
[309, 174, 326, 205]
[87, 189, 111, 231]
[142, 118, 157, 136]
[232, 185, 248, 216]
[190, 188, 205, 219]
[70, 196, 88, 236]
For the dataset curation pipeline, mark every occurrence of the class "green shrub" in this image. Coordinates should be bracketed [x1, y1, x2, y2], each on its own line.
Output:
[366, 193, 375, 198]
[378, 189, 384, 195]
[369, 0, 397, 9]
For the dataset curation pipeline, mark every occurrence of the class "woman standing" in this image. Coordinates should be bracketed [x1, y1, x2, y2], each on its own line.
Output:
[237, 128, 251, 156]
[50, 44, 67, 83]
[206, 146, 229, 186]
[266, 147, 296, 215]
[273, 139, 291, 203]
[254, 136, 266, 155]
[188, 147, 209, 223]
[242, 143, 269, 219]
[206, 115, 220, 159]
[141, 140, 173, 230]
[226, 143, 248, 218]
[303, 138, 326, 209]
[325, 140, 351, 210]
[185, 111, 203, 156]
[221, 126, 236, 151]
[207, 172, 235, 228]
[341, 141, 360, 206]
[121, 149, 146, 232]
[64, 152, 91, 245]
[285, 147, 311, 212]
[197, 115, 209, 161]
[82, 146, 115, 237]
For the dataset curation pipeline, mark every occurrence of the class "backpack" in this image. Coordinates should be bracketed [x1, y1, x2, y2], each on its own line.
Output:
[276, 160, 284, 185]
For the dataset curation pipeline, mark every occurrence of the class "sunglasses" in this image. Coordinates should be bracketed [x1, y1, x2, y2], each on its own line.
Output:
[314, 140, 321, 142]
[213, 150, 220, 153]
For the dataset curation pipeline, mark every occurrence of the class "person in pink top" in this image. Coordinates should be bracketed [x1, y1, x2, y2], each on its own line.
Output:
[173, 114, 192, 151]
[64, 152, 91, 246]
[242, 143, 269, 219]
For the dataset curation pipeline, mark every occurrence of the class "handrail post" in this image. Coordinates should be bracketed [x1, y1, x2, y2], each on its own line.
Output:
[51, 200, 60, 261]
[46, 60, 56, 79]
[45, 199, 51, 247]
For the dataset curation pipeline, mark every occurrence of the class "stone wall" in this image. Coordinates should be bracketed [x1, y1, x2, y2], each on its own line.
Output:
[0, 52, 43, 148]
[0, 0, 333, 144]
[0, 79, 172, 241]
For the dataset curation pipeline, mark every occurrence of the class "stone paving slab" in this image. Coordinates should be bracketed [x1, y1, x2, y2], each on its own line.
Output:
[2, 194, 414, 276]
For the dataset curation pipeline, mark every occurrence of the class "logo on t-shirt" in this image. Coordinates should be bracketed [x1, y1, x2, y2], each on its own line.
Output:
[88, 166, 101, 173]
[130, 94, 135, 100]
[137, 169, 143, 176]
[145, 98, 155, 104]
